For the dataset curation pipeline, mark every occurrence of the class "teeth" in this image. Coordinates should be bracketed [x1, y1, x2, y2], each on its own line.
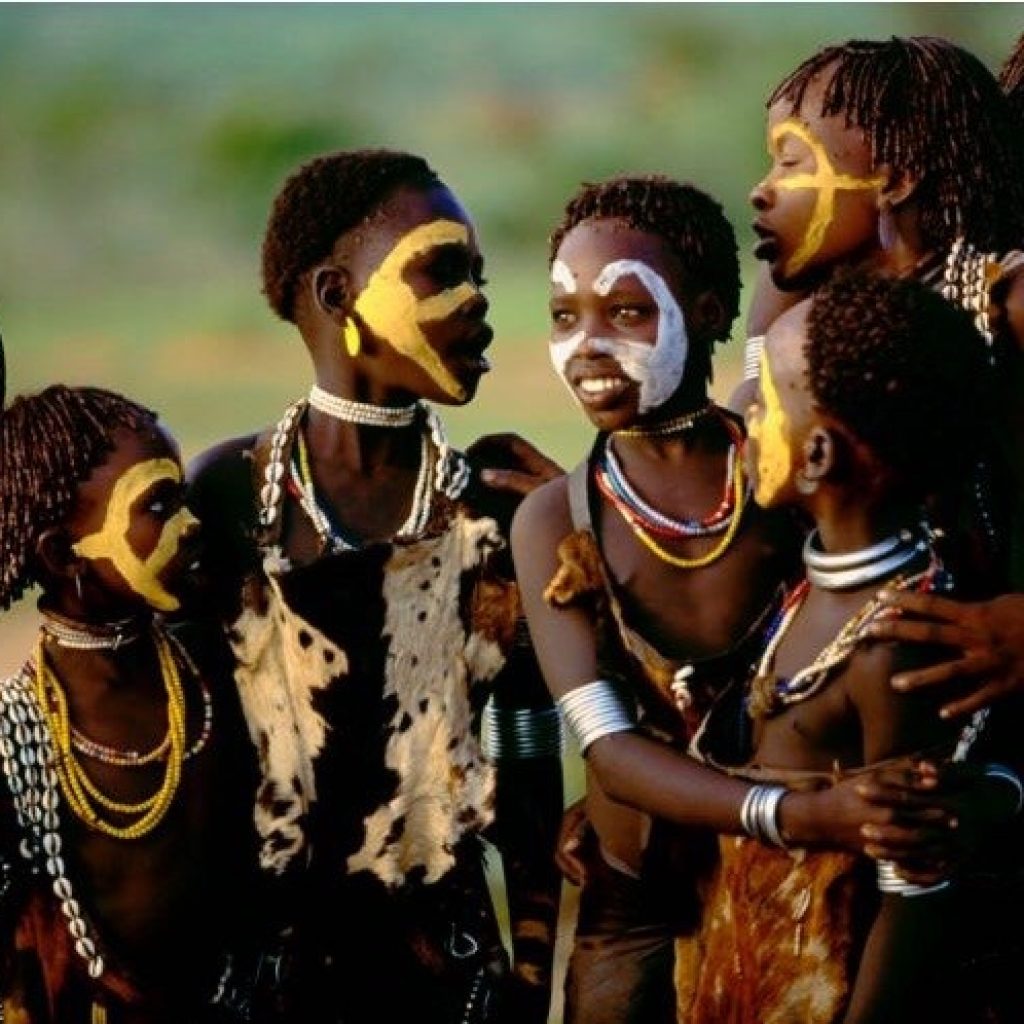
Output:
[579, 377, 626, 395]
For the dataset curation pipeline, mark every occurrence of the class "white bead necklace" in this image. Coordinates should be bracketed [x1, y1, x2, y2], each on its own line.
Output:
[308, 384, 418, 428]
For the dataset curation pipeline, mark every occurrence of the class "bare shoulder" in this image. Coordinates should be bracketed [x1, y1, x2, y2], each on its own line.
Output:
[511, 473, 573, 550]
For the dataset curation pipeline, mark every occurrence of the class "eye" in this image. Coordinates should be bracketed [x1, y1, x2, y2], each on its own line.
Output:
[611, 304, 654, 326]
[550, 307, 576, 330]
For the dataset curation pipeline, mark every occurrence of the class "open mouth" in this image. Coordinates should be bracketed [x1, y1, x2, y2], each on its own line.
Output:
[573, 373, 633, 408]
[752, 223, 780, 263]
[450, 325, 493, 374]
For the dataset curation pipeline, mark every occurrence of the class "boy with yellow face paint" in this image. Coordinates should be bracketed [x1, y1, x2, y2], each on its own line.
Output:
[188, 149, 562, 1024]
[689, 270, 1024, 1024]
[735, 34, 1024, 738]
[0, 385, 262, 1023]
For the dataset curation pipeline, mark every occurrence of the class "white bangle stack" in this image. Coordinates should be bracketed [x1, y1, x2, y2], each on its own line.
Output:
[876, 859, 950, 897]
[558, 680, 637, 755]
[480, 703, 564, 761]
[743, 335, 765, 382]
[739, 783, 788, 847]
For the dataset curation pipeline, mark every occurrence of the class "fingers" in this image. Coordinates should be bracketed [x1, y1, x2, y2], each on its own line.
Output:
[938, 677, 1015, 720]
[876, 590, 970, 624]
[860, 821, 958, 862]
[890, 651, 1000, 693]
[479, 468, 551, 497]
[554, 841, 585, 886]
[867, 616, 972, 648]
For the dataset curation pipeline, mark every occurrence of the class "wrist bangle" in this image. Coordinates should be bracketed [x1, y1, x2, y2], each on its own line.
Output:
[739, 784, 787, 848]
[983, 763, 1024, 816]
[481, 703, 564, 760]
[743, 335, 765, 382]
[876, 859, 951, 897]
[558, 680, 637, 755]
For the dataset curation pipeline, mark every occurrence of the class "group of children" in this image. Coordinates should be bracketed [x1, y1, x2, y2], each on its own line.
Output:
[1, 30, 1023, 1024]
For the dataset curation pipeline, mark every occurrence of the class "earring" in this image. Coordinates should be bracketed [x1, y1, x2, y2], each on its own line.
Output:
[343, 318, 361, 358]
[878, 199, 896, 251]
[795, 471, 819, 495]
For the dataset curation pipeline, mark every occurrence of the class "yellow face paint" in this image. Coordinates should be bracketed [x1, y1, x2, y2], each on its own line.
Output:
[353, 219, 479, 400]
[771, 119, 885, 276]
[747, 348, 794, 506]
[73, 458, 199, 612]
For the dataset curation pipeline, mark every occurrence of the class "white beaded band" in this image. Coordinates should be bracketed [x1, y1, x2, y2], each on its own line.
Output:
[876, 859, 951, 897]
[739, 783, 787, 847]
[743, 335, 765, 382]
[481, 703, 564, 760]
[308, 384, 418, 428]
[984, 763, 1024, 816]
[558, 680, 637, 756]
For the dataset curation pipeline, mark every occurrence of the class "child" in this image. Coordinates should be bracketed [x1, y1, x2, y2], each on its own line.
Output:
[690, 270, 1022, 1024]
[512, 175, 798, 1022]
[0, 385, 259, 1022]
[187, 149, 562, 1024]
[747, 36, 1024, 586]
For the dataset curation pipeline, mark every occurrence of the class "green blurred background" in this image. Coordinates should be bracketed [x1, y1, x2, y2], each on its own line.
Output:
[0, 7, 1018, 1015]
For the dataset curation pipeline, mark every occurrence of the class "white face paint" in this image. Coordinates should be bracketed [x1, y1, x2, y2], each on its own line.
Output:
[548, 259, 688, 414]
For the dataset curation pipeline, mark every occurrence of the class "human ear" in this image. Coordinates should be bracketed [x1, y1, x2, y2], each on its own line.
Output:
[35, 527, 82, 587]
[877, 165, 918, 208]
[310, 264, 353, 323]
[801, 425, 836, 484]
[690, 289, 730, 342]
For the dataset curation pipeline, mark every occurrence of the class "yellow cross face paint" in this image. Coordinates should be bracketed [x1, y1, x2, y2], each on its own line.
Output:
[353, 219, 479, 401]
[73, 458, 199, 612]
[771, 119, 885, 276]
[747, 348, 794, 506]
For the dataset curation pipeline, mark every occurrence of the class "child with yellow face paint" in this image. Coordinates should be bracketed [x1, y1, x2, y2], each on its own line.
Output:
[736, 34, 1024, 725]
[690, 270, 1024, 1024]
[0, 385, 263, 1023]
[188, 149, 562, 1024]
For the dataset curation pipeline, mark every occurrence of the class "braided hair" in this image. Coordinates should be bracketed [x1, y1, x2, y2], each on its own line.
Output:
[0, 386, 157, 610]
[1000, 33, 1024, 126]
[769, 36, 1024, 256]
[805, 269, 986, 498]
[261, 148, 441, 323]
[548, 175, 740, 385]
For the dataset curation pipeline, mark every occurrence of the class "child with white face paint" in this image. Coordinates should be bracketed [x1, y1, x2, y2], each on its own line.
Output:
[0, 385, 261, 1022]
[513, 175, 806, 1024]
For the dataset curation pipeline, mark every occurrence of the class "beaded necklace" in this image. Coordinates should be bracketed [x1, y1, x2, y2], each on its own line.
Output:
[64, 631, 213, 766]
[308, 384, 418, 428]
[259, 399, 471, 554]
[613, 401, 714, 439]
[40, 611, 143, 651]
[595, 408, 749, 569]
[33, 626, 187, 840]
[747, 536, 944, 719]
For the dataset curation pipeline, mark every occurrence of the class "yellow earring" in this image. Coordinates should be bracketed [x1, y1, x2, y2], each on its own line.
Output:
[343, 318, 361, 358]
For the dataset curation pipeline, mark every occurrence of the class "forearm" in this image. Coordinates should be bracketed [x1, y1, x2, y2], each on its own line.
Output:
[844, 890, 952, 1024]
[492, 756, 563, 1020]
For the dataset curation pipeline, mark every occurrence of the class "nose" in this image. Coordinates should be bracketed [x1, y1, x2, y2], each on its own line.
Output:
[460, 286, 489, 322]
[749, 177, 772, 212]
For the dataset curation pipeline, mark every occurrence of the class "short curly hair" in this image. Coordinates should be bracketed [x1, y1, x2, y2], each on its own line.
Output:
[261, 149, 441, 322]
[805, 269, 987, 497]
[770, 36, 1024, 256]
[548, 176, 740, 385]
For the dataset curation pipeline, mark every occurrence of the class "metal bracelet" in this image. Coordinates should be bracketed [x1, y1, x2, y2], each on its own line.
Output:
[558, 680, 637, 755]
[876, 859, 951, 897]
[739, 784, 788, 847]
[480, 703, 564, 760]
[983, 763, 1024, 816]
[743, 335, 765, 382]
